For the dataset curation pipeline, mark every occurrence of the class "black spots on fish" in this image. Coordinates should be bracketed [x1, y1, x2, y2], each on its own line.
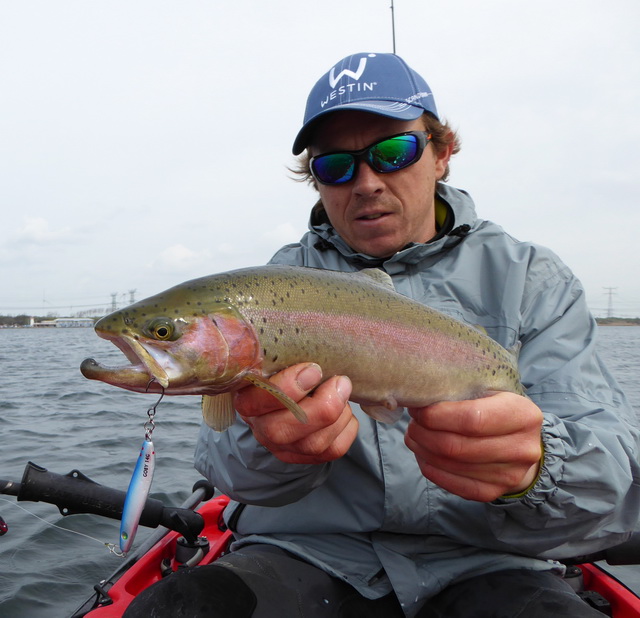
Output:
[271, 354, 279, 362]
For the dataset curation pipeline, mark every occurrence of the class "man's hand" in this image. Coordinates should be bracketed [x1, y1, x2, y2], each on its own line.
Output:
[405, 392, 543, 502]
[234, 363, 358, 465]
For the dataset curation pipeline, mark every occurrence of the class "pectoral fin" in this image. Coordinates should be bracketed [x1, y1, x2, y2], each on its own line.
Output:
[243, 374, 309, 425]
[202, 394, 237, 432]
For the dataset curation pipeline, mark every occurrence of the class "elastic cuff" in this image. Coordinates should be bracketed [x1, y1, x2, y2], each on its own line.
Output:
[499, 439, 546, 500]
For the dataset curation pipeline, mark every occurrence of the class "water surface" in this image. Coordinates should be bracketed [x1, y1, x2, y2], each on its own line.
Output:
[0, 326, 638, 616]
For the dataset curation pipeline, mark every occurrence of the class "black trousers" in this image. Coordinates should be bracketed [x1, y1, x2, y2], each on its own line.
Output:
[124, 544, 606, 617]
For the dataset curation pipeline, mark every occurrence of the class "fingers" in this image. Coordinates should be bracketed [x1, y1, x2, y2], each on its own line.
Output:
[274, 399, 359, 465]
[234, 363, 359, 464]
[408, 396, 541, 437]
[405, 393, 543, 502]
[235, 363, 324, 418]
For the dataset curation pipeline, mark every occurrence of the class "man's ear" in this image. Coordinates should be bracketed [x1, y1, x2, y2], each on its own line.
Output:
[434, 134, 455, 180]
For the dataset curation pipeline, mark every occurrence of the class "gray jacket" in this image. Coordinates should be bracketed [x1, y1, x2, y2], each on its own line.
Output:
[194, 184, 640, 616]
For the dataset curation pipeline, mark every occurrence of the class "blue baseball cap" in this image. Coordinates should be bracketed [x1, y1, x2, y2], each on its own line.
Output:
[292, 52, 439, 155]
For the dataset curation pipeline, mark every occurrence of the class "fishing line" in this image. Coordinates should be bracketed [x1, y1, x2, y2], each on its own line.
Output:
[0, 497, 124, 556]
[0, 388, 166, 558]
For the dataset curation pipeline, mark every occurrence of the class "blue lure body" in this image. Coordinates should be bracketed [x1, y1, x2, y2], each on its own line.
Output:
[120, 438, 155, 553]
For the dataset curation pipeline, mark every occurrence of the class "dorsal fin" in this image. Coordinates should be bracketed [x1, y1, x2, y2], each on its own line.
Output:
[356, 268, 394, 289]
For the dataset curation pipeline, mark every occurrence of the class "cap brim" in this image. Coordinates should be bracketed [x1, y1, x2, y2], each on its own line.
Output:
[292, 101, 425, 155]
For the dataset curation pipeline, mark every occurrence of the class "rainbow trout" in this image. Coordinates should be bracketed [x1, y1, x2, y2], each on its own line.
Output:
[80, 265, 523, 430]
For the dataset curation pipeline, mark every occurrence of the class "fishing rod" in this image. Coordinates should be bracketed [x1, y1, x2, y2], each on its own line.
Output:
[390, 0, 397, 53]
[0, 461, 214, 544]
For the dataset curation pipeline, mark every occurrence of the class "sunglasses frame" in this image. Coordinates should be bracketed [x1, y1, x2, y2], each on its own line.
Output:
[309, 130, 432, 186]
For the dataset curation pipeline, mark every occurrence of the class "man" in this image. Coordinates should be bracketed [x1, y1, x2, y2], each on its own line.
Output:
[126, 53, 640, 617]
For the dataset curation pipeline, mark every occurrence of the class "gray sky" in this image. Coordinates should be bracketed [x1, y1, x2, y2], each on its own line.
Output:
[1, 0, 639, 318]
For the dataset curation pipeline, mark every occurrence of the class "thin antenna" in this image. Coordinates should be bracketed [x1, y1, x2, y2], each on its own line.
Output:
[390, 0, 396, 54]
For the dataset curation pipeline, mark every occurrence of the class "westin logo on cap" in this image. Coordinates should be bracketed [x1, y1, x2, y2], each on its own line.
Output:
[319, 54, 378, 109]
[328, 57, 368, 88]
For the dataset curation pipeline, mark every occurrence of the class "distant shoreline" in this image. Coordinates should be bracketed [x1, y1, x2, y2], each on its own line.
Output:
[596, 318, 640, 327]
[2, 316, 639, 328]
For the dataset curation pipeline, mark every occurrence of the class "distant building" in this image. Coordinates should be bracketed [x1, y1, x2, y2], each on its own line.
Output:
[54, 318, 95, 327]
[32, 317, 94, 328]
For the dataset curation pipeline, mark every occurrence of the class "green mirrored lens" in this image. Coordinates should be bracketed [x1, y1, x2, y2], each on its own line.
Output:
[369, 135, 418, 172]
[310, 132, 426, 185]
[312, 153, 355, 184]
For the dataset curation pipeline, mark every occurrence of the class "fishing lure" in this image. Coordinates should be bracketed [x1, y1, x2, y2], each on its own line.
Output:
[119, 381, 162, 554]
[119, 437, 155, 553]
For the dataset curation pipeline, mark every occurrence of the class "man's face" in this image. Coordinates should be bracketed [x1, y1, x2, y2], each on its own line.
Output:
[308, 111, 451, 258]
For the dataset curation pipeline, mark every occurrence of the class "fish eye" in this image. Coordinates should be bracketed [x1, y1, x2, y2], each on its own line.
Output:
[146, 318, 176, 341]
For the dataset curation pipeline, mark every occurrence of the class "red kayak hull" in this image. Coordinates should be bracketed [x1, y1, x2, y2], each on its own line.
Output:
[84, 495, 640, 617]
[86, 495, 232, 617]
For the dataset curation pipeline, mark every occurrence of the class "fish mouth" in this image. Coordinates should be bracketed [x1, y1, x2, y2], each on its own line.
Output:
[81, 335, 171, 391]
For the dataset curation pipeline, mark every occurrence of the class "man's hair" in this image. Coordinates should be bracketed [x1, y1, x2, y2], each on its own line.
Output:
[290, 113, 461, 187]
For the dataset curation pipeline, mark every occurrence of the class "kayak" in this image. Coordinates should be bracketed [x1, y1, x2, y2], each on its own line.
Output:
[72, 495, 233, 617]
[73, 495, 640, 618]
[3, 462, 640, 617]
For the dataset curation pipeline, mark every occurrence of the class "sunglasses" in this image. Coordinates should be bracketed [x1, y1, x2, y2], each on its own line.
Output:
[310, 131, 432, 186]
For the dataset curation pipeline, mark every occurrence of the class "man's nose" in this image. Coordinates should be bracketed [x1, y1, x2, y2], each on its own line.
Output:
[352, 161, 385, 196]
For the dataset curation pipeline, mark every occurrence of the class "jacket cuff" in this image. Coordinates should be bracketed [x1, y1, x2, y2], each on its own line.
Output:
[498, 439, 546, 500]
[493, 418, 561, 506]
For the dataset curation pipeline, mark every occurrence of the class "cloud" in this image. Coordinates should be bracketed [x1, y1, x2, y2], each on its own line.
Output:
[0, 217, 77, 268]
[13, 217, 73, 245]
[148, 244, 212, 274]
[261, 222, 302, 247]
